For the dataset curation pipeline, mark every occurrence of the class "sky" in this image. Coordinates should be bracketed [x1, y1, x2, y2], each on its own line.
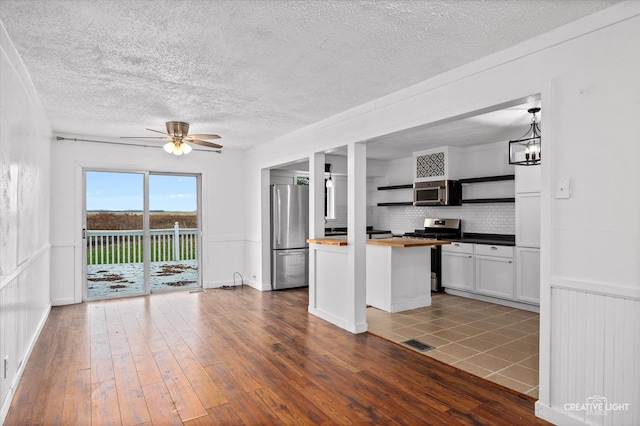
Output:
[86, 171, 197, 211]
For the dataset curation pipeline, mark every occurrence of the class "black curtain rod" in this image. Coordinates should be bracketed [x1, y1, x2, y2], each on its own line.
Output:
[55, 136, 222, 154]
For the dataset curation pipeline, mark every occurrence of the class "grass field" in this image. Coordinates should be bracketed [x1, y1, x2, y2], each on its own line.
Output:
[87, 211, 197, 230]
[86, 240, 197, 265]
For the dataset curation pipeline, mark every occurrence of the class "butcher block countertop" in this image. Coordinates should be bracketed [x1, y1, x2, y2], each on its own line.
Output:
[366, 237, 451, 248]
[307, 238, 348, 246]
[308, 237, 451, 247]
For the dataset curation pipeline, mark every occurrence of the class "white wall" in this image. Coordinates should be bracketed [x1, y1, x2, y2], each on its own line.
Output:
[244, 3, 640, 424]
[50, 137, 246, 303]
[0, 22, 52, 423]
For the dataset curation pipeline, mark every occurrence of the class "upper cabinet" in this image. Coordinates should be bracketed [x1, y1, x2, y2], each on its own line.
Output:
[516, 193, 541, 247]
[515, 162, 541, 247]
[413, 147, 465, 182]
[515, 163, 541, 193]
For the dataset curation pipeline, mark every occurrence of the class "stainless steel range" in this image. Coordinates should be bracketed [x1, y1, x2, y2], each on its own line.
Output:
[404, 218, 462, 292]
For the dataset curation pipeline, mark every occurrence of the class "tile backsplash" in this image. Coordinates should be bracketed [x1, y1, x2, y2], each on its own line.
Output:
[328, 206, 348, 228]
[368, 204, 515, 235]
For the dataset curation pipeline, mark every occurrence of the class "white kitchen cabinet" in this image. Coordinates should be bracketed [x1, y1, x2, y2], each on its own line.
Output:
[515, 163, 541, 193]
[516, 247, 540, 305]
[515, 158, 540, 303]
[413, 146, 464, 182]
[516, 193, 541, 248]
[441, 242, 475, 291]
[475, 245, 514, 300]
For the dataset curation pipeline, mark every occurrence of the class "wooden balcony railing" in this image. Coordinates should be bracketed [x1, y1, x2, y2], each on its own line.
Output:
[86, 222, 197, 265]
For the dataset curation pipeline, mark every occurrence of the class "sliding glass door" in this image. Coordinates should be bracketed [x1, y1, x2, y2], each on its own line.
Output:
[149, 174, 199, 292]
[85, 171, 146, 299]
[84, 170, 200, 300]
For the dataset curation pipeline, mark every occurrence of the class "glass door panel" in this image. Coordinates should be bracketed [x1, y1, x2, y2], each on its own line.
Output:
[148, 174, 200, 292]
[85, 171, 145, 299]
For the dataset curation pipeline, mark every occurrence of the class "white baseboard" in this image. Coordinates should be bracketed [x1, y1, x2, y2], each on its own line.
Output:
[0, 303, 51, 425]
[51, 297, 76, 306]
[308, 306, 367, 334]
[536, 401, 586, 425]
[390, 296, 431, 313]
[444, 288, 540, 313]
[207, 279, 267, 291]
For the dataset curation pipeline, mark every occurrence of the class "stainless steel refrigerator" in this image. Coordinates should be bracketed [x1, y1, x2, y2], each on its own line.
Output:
[271, 184, 309, 290]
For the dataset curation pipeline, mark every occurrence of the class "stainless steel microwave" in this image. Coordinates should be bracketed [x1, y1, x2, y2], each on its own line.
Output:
[413, 180, 462, 206]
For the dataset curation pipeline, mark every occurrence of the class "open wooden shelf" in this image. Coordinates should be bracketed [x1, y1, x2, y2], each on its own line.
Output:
[458, 174, 515, 184]
[377, 184, 413, 190]
[377, 202, 414, 206]
[461, 198, 515, 204]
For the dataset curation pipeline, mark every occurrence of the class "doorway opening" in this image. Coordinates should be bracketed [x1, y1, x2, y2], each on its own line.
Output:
[362, 97, 542, 398]
[84, 170, 201, 300]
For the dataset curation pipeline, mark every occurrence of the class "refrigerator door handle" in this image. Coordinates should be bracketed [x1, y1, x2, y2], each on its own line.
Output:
[277, 249, 308, 255]
[276, 188, 281, 245]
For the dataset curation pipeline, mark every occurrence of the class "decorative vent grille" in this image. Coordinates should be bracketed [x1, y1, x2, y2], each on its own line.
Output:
[416, 152, 445, 178]
[402, 338, 435, 352]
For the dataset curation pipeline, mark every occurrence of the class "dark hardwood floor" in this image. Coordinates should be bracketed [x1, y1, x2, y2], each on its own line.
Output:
[5, 286, 550, 425]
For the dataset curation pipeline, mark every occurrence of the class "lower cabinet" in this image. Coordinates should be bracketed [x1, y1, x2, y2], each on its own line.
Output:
[516, 247, 540, 304]
[475, 245, 514, 299]
[442, 243, 539, 307]
[441, 243, 475, 291]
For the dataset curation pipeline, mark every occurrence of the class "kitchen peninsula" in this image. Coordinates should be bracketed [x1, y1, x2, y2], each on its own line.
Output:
[309, 237, 450, 313]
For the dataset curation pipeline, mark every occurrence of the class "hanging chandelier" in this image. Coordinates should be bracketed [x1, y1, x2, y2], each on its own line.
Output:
[509, 107, 541, 166]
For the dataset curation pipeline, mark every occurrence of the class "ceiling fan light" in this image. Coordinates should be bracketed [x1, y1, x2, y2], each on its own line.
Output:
[181, 142, 192, 154]
[163, 141, 175, 153]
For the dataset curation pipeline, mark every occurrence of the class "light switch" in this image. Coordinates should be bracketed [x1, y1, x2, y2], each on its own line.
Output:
[555, 178, 571, 199]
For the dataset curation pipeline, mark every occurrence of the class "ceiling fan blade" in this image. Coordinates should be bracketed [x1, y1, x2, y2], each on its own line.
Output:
[187, 133, 221, 140]
[146, 128, 170, 136]
[188, 139, 223, 149]
[120, 136, 169, 139]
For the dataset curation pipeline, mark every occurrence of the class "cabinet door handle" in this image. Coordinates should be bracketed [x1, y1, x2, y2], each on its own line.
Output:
[508, 260, 513, 263]
[491, 246, 498, 250]
[454, 243, 460, 247]
[468, 255, 473, 258]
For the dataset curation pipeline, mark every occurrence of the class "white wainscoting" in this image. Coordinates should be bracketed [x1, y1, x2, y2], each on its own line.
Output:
[0, 246, 51, 422]
[50, 244, 76, 305]
[206, 234, 246, 288]
[308, 244, 351, 331]
[544, 286, 639, 426]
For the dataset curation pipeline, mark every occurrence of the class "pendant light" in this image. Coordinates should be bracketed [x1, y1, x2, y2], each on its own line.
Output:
[325, 163, 334, 188]
[509, 107, 541, 166]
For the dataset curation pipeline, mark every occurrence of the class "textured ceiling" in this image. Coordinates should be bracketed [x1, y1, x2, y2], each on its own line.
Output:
[0, 0, 619, 155]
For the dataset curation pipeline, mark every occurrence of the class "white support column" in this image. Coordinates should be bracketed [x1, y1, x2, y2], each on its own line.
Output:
[309, 153, 325, 240]
[260, 168, 271, 291]
[308, 152, 325, 312]
[347, 142, 368, 333]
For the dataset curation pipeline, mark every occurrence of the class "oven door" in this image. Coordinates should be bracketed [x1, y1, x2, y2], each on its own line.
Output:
[414, 181, 445, 206]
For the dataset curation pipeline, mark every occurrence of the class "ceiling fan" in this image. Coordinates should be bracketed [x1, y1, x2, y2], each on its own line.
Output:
[123, 121, 222, 155]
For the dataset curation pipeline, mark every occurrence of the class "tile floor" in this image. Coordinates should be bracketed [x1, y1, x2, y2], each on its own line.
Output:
[367, 293, 540, 398]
